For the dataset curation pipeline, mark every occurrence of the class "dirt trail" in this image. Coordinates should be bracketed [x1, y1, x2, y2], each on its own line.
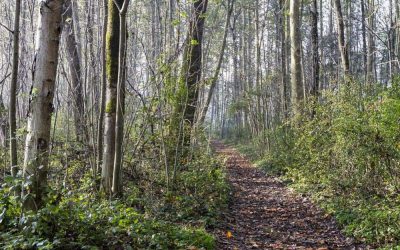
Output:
[212, 141, 368, 250]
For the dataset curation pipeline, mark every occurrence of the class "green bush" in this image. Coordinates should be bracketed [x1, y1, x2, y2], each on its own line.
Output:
[0, 150, 226, 249]
[232, 81, 400, 246]
[0, 195, 215, 249]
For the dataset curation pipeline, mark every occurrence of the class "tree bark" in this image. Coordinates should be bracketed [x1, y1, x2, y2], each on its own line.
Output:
[97, 0, 108, 175]
[361, 0, 368, 80]
[101, 0, 122, 194]
[23, 0, 64, 210]
[333, 0, 350, 77]
[290, 0, 303, 116]
[112, 0, 130, 197]
[279, 0, 288, 118]
[63, 0, 86, 143]
[10, 0, 22, 176]
[179, 0, 208, 128]
[198, 0, 234, 125]
[0, 96, 7, 148]
[310, 0, 319, 97]
[366, 0, 375, 83]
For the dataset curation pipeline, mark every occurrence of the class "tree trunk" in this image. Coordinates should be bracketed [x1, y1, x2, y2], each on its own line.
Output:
[333, 0, 350, 77]
[290, 0, 303, 116]
[366, 0, 375, 83]
[395, 0, 400, 71]
[97, 0, 108, 175]
[179, 0, 208, 128]
[361, 0, 368, 80]
[63, 0, 86, 143]
[198, 0, 234, 125]
[10, 0, 22, 176]
[172, 0, 208, 159]
[310, 0, 319, 97]
[23, 0, 64, 210]
[112, 0, 130, 197]
[0, 96, 7, 148]
[101, 0, 121, 194]
[279, 0, 288, 118]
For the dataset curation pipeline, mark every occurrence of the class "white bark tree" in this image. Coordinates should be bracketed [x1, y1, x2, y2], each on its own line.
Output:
[23, 0, 64, 209]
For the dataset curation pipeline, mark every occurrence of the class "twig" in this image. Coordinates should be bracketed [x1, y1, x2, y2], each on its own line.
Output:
[0, 22, 14, 34]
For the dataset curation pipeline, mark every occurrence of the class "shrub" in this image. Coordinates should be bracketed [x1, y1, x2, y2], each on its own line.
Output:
[231, 81, 400, 246]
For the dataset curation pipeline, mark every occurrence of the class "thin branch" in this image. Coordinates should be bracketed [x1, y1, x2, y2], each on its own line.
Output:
[0, 73, 11, 85]
[0, 22, 14, 34]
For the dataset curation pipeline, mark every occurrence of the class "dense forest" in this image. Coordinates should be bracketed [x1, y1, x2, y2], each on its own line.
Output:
[0, 0, 399, 249]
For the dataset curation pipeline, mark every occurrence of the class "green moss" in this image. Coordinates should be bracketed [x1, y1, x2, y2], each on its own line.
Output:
[105, 100, 115, 114]
[105, 33, 112, 78]
[105, 0, 120, 85]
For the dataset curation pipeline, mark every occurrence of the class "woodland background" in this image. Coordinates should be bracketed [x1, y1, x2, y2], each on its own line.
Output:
[0, 0, 399, 249]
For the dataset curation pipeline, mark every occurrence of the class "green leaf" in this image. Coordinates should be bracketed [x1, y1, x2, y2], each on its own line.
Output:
[190, 39, 199, 46]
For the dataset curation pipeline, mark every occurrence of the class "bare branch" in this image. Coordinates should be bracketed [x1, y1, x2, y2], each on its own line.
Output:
[0, 22, 14, 34]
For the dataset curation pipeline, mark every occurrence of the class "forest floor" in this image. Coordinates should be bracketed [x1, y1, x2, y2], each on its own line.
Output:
[212, 141, 370, 250]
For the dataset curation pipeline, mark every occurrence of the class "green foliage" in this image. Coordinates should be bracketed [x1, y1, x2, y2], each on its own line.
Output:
[190, 39, 199, 46]
[231, 81, 400, 247]
[0, 194, 214, 249]
[160, 159, 229, 226]
[0, 146, 226, 249]
[0, 188, 217, 249]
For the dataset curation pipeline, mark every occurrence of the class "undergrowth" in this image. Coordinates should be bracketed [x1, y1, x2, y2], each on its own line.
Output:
[0, 149, 228, 249]
[227, 81, 400, 248]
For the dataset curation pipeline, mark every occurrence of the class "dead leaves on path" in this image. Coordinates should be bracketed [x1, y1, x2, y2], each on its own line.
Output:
[212, 142, 369, 250]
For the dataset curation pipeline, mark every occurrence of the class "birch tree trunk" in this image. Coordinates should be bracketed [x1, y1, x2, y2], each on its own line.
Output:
[0, 96, 7, 148]
[23, 0, 63, 210]
[97, 0, 108, 175]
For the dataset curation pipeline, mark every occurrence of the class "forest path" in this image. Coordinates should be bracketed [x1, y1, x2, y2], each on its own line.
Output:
[212, 141, 366, 250]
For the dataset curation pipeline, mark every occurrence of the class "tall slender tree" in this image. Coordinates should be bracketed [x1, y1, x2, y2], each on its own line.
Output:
[178, 0, 209, 128]
[290, 0, 303, 116]
[334, 0, 350, 77]
[279, 0, 288, 118]
[101, 0, 122, 194]
[23, 0, 64, 209]
[97, 0, 108, 175]
[112, 0, 130, 196]
[62, 0, 86, 143]
[366, 0, 375, 83]
[361, 0, 368, 80]
[10, 0, 22, 177]
[198, 0, 234, 125]
[310, 0, 319, 97]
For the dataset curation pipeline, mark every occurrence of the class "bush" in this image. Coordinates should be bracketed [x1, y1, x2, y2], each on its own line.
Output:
[0, 150, 227, 249]
[231, 81, 400, 246]
[0, 195, 215, 249]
